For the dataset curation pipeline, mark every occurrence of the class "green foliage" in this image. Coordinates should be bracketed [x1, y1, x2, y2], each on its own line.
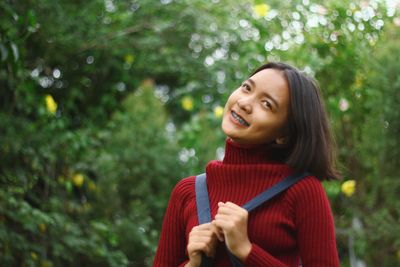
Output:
[85, 82, 186, 264]
[177, 110, 226, 173]
[352, 23, 400, 266]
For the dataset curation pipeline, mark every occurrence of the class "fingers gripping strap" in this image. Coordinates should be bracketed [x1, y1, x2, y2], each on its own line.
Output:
[242, 172, 311, 212]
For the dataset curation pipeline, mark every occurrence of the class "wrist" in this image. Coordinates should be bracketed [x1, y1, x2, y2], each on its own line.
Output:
[235, 241, 252, 262]
[185, 259, 199, 267]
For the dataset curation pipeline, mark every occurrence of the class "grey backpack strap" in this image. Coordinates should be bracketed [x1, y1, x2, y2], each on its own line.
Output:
[195, 173, 212, 224]
[195, 173, 213, 267]
[242, 172, 310, 212]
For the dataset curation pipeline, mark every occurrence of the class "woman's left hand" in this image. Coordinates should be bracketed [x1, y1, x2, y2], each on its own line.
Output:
[213, 202, 252, 261]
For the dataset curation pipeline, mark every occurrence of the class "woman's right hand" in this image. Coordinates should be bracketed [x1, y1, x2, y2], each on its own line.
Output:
[185, 222, 223, 267]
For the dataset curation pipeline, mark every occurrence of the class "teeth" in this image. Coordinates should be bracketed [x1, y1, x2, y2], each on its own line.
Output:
[232, 111, 249, 126]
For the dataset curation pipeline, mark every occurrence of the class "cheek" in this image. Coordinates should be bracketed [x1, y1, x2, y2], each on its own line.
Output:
[222, 101, 230, 116]
[223, 93, 237, 114]
[254, 115, 287, 138]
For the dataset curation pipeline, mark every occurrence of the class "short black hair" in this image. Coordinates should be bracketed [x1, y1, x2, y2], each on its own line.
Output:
[252, 62, 340, 180]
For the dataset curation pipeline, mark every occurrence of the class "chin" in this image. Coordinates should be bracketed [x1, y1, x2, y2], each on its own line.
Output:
[223, 130, 244, 143]
[221, 123, 237, 137]
[221, 119, 245, 141]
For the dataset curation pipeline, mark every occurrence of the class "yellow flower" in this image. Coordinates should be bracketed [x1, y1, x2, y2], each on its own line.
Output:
[124, 54, 135, 65]
[72, 173, 85, 187]
[341, 180, 356, 197]
[39, 223, 46, 233]
[253, 3, 270, 17]
[397, 249, 400, 260]
[369, 39, 376, 46]
[88, 180, 96, 191]
[31, 252, 38, 260]
[213, 106, 224, 118]
[181, 96, 194, 111]
[45, 95, 57, 114]
[355, 76, 363, 88]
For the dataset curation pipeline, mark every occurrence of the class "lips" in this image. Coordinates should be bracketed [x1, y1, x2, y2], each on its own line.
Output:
[231, 110, 250, 127]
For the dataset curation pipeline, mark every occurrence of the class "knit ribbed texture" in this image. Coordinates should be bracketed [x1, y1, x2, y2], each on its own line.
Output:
[153, 139, 340, 267]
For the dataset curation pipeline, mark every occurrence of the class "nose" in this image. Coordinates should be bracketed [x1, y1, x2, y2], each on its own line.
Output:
[237, 97, 252, 113]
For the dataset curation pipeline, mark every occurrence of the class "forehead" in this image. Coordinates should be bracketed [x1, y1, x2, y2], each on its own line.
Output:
[249, 69, 288, 91]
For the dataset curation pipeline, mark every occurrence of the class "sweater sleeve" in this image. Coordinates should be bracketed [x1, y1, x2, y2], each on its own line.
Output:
[294, 177, 340, 267]
[243, 177, 340, 267]
[153, 177, 193, 267]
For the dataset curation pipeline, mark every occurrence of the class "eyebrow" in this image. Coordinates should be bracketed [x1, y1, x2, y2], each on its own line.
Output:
[246, 78, 280, 110]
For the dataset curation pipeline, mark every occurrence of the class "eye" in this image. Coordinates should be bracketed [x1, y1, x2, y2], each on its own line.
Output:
[262, 100, 272, 109]
[241, 83, 251, 91]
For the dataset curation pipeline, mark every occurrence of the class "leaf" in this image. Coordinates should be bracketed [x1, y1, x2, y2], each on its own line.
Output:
[0, 43, 8, 61]
[10, 42, 19, 61]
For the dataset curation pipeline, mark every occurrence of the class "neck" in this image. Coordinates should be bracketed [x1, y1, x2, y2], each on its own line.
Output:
[223, 138, 281, 164]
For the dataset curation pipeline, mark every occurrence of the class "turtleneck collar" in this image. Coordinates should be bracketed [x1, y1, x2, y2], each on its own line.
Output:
[223, 138, 281, 164]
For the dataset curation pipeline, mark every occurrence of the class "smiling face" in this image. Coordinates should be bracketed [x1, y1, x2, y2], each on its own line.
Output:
[221, 68, 290, 145]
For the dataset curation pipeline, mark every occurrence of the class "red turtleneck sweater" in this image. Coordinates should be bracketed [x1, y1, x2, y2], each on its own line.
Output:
[153, 139, 340, 267]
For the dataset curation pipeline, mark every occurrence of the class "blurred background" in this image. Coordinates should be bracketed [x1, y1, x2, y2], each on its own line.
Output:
[0, 0, 399, 266]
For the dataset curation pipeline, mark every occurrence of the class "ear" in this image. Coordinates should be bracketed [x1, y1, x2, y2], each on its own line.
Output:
[275, 136, 287, 145]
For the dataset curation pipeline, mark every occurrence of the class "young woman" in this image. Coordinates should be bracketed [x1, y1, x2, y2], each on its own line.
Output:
[153, 62, 341, 267]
